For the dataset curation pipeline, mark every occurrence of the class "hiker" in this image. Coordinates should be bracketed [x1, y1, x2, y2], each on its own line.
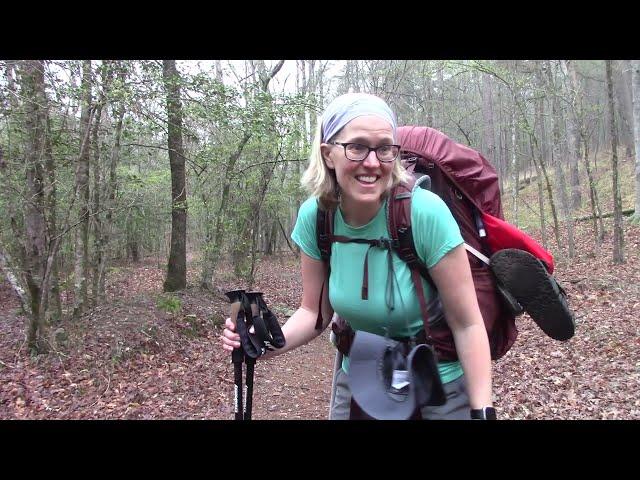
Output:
[221, 92, 496, 420]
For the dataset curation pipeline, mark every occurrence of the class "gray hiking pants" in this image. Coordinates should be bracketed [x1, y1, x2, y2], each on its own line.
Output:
[329, 367, 471, 420]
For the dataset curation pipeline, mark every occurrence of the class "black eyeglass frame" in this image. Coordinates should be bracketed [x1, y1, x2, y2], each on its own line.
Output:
[330, 141, 401, 163]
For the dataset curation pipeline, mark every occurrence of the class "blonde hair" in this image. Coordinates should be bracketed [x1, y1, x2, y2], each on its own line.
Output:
[301, 120, 411, 211]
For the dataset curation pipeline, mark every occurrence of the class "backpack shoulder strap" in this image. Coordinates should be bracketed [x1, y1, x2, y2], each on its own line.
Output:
[388, 180, 437, 341]
[316, 203, 334, 262]
[315, 203, 334, 330]
[388, 180, 433, 285]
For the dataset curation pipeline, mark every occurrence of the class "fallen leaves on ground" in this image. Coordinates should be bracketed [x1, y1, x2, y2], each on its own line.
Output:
[0, 220, 638, 420]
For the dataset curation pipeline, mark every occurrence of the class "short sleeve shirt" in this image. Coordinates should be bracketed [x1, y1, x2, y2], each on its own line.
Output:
[291, 188, 465, 382]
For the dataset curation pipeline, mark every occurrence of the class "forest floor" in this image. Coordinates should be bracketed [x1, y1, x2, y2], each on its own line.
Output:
[1, 219, 639, 420]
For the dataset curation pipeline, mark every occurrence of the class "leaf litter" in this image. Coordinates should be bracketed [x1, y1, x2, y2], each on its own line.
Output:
[0, 220, 638, 420]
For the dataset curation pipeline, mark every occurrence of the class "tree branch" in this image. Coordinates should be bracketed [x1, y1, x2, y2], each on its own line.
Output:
[262, 60, 285, 91]
[277, 216, 296, 253]
[51, 199, 141, 242]
[230, 157, 307, 178]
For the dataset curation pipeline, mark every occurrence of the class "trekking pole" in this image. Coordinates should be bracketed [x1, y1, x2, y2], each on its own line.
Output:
[243, 291, 264, 421]
[244, 359, 255, 420]
[225, 289, 245, 421]
[329, 349, 343, 419]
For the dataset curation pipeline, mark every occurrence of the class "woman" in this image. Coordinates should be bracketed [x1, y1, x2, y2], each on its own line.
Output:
[221, 92, 494, 420]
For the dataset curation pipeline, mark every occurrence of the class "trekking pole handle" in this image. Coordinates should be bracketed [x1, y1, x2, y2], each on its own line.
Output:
[226, 290, 247, 365]
[246, 291, 263, 317]
[225, 289, 245, 327]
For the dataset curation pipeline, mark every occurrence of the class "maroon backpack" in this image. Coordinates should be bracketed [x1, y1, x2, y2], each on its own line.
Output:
[316, 126, 529, 362]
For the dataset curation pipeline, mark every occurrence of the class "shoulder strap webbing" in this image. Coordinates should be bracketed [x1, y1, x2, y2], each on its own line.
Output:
[317, 205, 333, 262]
[315, 205, 334, 330]
[387, 182, 437, 342]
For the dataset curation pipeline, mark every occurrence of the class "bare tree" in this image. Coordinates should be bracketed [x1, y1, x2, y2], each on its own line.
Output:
[162, 60, 187, 291]
[561, 60, 583, 209]
[480, 72, 496, 162]
[90, 62, 114, 306]
[546, 61, 576, 258]
[73, 60, 93, 319]
[605, 60, 625, 264]
[94, 61, 127, 301]
[533, 78, 548, 248]
[616, 61, 635, 157]
[42, 82, 62, 323]
[423, 62, 435, 127]
[631, 60, 640, 223]
[566, 60, 605, 244]
[11, 61, 65, 351]
[238, 60, 285, 287]
[509, 101, 519, 224]
[199, 132, 251, 290]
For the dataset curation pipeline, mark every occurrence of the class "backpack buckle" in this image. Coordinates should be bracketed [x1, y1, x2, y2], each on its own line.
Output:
[318, 233, 331, 258]
[374, 237, 398, 250]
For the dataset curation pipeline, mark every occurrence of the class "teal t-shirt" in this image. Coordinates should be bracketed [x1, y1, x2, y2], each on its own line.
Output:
[291, 188, 465, 384]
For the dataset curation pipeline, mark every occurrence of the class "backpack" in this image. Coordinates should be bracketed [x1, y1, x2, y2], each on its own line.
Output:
[316, 126, 554, 362]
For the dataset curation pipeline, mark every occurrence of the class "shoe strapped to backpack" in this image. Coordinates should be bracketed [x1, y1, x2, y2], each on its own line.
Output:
[490, 249, 575, 341]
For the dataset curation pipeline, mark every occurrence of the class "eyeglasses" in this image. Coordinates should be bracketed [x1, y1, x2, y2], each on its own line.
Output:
[330, 142, 401, 163]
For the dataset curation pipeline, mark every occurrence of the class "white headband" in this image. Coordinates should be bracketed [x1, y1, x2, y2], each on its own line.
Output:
[321, 93, 397, 143]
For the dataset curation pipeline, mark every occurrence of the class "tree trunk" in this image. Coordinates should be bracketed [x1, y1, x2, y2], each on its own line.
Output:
[567, 61, 605, 244]
[582, 134, 606, 245]
[300, 60, 311, 145]
[547, 61, 576, 258]
[3, 61, 19, 112]
[615, 60, 635, 157]
[510, 104, 519, 225]
[19, 60, 49, 352]
[481, 73, 496, 162]
[200, 60, 284, 289]
[73, 60, 93, 320]
[96, 62, 126, 302]
[506, 62, 519, 225]
[495, 85, 504, 193]
[162, 60, 187, 292]
[534, 82, 548, 247]
[199, 132, 251, 290]
[547, 62, 575, 258]
[631, 60, 640, 224]
[90, 91, 106, 307]
[266, 148, 291, 256]
[198, 62, 224, 289]
[438, 66, 445, 130]
[43, 95, 62, 323]
[244, 61, 285, 286]
[214, 60, 224, 82]
[532, 63, 562, 251]
[562, 60, 582, 209]
[605, 60, 625, 264]
[308, 60, 317, 135]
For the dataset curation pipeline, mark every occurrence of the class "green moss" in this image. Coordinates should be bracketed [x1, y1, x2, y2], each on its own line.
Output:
[156, 294, 182, 314]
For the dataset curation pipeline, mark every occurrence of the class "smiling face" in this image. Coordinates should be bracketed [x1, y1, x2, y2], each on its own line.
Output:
[320, 115, 396, 223]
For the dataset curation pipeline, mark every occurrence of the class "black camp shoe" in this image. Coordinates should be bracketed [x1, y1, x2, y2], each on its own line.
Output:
[490, 248, 575, 341]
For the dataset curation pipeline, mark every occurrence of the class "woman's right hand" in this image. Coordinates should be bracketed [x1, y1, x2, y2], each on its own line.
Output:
[220, 317, 241, 352]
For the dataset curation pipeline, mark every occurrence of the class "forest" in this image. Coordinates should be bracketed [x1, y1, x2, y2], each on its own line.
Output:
[0, 60, 638, 420]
